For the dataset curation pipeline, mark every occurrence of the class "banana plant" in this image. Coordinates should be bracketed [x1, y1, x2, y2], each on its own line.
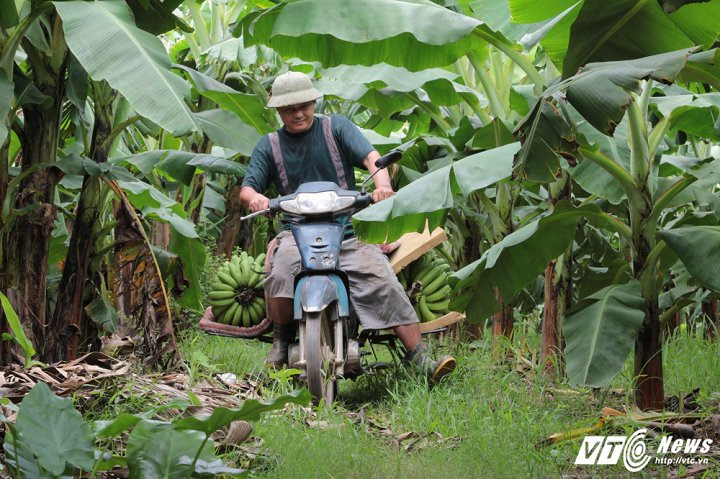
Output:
[514, 48, 720, 410]
[0, 0, 215, 363]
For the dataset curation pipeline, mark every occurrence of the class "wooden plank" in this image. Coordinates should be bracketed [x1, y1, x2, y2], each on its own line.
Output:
[418, 311, 465, 333]
[388, 227, 447, 273]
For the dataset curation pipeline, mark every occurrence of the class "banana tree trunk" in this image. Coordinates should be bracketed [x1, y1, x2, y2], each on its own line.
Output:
[462, 206, 485, 341]
[47, 89, 113, 361]
[633, 208, 664, 410]
[541, 173, 572, 376]
[187, 172, 207, 225]
[491, 289, 514, 359]
[0, 128, 8, 219]
[151, 222, 170, 248]
[491, 184, 515, 357]
[703, 298, 718, 340]
[541, 253, 571, 376]
[114, 200, 134, 318]
[634, 276, 664, 409]
[113, 196, 179, 368]
[6, 77, 64, 359]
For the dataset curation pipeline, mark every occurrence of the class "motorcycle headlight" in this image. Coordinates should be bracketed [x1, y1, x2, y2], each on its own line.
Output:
[279, 191, 356, 215]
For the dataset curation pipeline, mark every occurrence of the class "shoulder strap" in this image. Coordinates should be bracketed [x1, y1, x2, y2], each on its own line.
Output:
[321, 116, 348, 189]
[268, 132, 291, 194]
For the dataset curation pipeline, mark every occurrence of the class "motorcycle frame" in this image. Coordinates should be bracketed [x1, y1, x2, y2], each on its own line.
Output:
[291, 220, 351, 378]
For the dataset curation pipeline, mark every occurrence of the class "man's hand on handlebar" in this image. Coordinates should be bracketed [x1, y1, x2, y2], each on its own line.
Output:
[248, 193, 270, 212]
[372, 186, 394, 203]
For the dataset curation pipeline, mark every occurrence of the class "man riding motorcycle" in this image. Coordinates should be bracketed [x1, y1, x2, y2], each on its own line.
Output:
[238, 71, 455, 382]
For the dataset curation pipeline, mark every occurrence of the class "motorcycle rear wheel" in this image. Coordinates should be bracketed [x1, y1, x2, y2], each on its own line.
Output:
[304, 309, 337, 406]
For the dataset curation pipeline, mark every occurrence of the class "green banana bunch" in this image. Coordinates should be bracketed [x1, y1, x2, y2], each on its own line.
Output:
[209, 251, 267, 327]
[402, 251, 454, 323]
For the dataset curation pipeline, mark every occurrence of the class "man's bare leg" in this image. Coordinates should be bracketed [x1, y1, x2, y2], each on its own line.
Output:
[393, 323, 422, 350]
[394, 323, 456, 382]
[268, 296, 293, 324]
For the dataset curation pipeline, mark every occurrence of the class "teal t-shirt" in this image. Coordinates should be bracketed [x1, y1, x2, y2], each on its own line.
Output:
[241, 115, 374, 194]
[241, 115, 375, 235]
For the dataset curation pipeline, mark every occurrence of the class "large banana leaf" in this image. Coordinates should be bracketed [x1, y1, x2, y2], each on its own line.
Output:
[54, 0, 199, 136]
[564, 49, 701, 134]
[659, 226, 720, 292]
[352, 143, 520, 243]
[562, 0, 719, 77]
[450, 201, 602, 320]
[193, 109, 262, 156]
[472, 0, 581, 49]
[238, 0, 493, 71]
[510, 0, 720, 77]
[513, 97, 577, 182]
[563, 279, 645, 387]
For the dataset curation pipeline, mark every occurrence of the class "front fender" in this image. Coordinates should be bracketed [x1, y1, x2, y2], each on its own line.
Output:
[293, 274, 349, 320]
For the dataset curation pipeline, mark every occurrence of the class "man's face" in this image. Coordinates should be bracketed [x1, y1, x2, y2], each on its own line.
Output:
[277, 101, 316, 133]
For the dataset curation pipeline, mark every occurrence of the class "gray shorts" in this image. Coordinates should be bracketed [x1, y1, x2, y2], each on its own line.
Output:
[265, 231, 418, 330]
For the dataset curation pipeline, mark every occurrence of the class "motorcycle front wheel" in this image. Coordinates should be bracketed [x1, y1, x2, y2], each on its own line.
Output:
[304, 309, 337, 406]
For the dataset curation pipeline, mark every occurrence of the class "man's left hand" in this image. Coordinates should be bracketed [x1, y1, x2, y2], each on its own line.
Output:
[372, 186, 394, 203]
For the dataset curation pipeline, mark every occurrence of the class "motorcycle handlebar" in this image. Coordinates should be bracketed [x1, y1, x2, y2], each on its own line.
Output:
[374, 150, 402, 169]
[241, 193, 372, 221]
[355, 194, 373, 208]
[240, 209, 271, 221]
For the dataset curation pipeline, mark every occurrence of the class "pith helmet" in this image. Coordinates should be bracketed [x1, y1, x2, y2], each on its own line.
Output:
[267, 71, 322, 108]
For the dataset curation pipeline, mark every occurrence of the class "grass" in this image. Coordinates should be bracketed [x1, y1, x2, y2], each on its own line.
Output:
[173, 326, 720, 478]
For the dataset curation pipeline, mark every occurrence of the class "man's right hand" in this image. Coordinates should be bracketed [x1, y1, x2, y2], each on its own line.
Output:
[239, 186, 270, 212]
[248, 193, 270, 212]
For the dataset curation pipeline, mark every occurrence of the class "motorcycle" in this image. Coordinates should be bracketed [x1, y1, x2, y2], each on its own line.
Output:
[242, 151, 403, 404]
